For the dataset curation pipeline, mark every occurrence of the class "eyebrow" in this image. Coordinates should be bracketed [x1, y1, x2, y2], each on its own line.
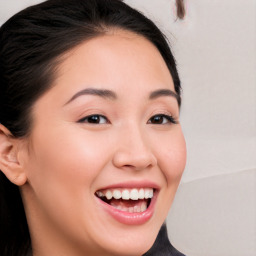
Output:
[149, 89, 181, 106]
[64, 88, 117, 105]
[64, 87, 180, 106]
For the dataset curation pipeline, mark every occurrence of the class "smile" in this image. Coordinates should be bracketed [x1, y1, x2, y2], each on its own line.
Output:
[95, 188, 154, 213]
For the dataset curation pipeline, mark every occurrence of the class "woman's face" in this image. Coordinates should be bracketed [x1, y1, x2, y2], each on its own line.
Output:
[21, 30, 186, 256]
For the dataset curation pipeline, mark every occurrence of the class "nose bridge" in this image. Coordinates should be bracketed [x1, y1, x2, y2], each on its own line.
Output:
[125, 123, 148, 151]
[112, 121, 157, 170]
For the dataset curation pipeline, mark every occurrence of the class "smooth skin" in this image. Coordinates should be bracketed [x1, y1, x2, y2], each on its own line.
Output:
[0, 30, 186, 256]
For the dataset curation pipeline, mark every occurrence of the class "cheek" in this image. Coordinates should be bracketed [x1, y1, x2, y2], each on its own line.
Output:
[23, 127, 114, 236]
[26, 126, 112, 199]
[157, 129, 187, 183]
[152, 129, 186, 220]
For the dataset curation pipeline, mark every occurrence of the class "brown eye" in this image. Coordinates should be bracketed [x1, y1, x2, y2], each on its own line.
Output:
[78, 115, 108, 124]
[148, 114, 177, 125]
[150, 115, 164, 124]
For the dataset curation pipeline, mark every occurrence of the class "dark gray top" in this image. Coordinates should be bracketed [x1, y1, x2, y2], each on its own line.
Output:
[143, 223, 186, 256]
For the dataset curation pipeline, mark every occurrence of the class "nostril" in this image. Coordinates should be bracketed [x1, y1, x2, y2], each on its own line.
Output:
[124, 165, 133, 168]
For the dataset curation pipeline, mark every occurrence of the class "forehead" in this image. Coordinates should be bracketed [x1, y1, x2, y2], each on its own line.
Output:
[54, 29, 174, 91]
[33, 30, 176, 113]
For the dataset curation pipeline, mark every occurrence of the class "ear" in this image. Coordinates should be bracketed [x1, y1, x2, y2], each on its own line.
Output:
[0, 124, 27, 186]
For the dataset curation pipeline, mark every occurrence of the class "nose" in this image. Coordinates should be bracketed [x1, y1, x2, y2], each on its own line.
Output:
[112, 126, 157, 171]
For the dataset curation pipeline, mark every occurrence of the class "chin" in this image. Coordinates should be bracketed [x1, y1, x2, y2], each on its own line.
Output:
[92, 225, 158, 256]
[101, 239, 155, 256]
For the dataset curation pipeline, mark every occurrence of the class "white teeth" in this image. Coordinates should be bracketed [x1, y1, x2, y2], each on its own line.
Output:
[130, 189, 139, 200]
[141, 201, 147, 212]
[96, 191, 104, 198]
[144, 189, 150, 199]
[96, 188, 154, 213]
[113, 189, 122, 199]
[105, 190, 112, 200]
[122, 189, 130, 200]
[111, 201, 148, 213]
[134, 205, 140, 213]
[96, 188, 154, 200]
[149, 189, 153, 198]
[138, 188, 144, 199]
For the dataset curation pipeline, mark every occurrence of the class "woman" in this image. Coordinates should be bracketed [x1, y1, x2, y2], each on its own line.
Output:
[0, 0, 186, 255]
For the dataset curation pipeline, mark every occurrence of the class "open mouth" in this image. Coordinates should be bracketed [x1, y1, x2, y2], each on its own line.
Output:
[95, 188, 154, 213]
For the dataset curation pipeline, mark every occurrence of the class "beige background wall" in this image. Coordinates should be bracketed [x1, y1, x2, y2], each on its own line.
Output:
[1, 0, 255, 255]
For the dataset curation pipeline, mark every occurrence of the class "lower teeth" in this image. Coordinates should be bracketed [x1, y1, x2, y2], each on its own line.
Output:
[110, 200, 148, 213]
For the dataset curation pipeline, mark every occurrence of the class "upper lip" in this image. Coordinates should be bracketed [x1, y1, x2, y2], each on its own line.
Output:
[95, 180, 160, 191]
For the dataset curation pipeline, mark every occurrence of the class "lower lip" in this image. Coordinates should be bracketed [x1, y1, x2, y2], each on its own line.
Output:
[96, 192, 158, 225]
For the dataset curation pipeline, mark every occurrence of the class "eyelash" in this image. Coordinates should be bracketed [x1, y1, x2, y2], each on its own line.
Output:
[78, 114, 178, 125]
[148, 114, 178, 125]
[78, 114, 109, 124]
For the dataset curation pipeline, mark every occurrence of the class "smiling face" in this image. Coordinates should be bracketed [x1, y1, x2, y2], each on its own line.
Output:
[20, 30, 186, 256]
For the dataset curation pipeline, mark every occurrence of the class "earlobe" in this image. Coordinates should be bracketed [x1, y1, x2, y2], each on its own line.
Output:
[0, 124, 27, 186]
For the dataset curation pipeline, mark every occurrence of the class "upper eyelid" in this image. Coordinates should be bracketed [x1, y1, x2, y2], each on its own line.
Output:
[149, 109, 177, 118]
[148, 113, 178, 123]
[76, 108, 109, 120]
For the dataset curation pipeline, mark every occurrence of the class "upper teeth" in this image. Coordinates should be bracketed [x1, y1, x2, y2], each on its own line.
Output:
[96, 188, 154, 200]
